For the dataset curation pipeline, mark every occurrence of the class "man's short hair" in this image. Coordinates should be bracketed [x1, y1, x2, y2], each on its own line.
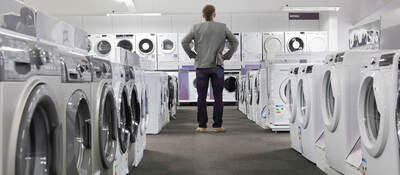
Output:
[202, 4, 215, 21]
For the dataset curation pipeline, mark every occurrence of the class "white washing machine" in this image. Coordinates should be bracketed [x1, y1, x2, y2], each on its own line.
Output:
[267, 62, 291, 131]
[168, 74, 179, 119]
[178, 33, 195, 66]
[285, 32, 307, 53]
[89, 57, 117, 175]
[88, 34, 95, 55]
[357, 50, 400, 175]
[60, 51, 93, 175]
[186, 71, 213, 103]
[257, 68, 270, 129]
[242, 32, 262, 66]
[238, 74, 247, 114]
[115, 33, 136, 53]
[0, 34, 64, 175]
[157, 33, 179, 70]
[297, 64, 327, 163]
[91, 34, 116, 61]
[262, 32, 285, 60]
[306, 32, 328, 52]
[144, 72, 165, 134]
[252, 71, 261, 123]
[246, 70, 258, 121]
[160, 72, 171, 127]
[287, 66, 302, 152]
[223, 71, 239, 102]
[320, 51, 374, 174]
[136, 33, 157, 70]
[224, 33, 242, 70]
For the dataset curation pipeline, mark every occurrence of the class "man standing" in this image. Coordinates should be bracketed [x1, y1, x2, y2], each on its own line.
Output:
[182, 4, 239, 132]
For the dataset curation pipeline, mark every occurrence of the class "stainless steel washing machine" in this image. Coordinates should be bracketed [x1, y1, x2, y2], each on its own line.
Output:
[60, 51, 92, 175]
[89, 57, 117, 175]
[0, 32, 64, 175]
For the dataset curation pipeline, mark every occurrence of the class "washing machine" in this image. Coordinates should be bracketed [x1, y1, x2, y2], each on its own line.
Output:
[224, 33, 242, 70]
[144, 72, 165, 134]
[168, 75, 179, 119]
[357, 50, 400, 175]
[160, 72, 171, 127]
[136, 33, 157, 70]
[287, 66, 302, 152]
[188, 71, 212, 103]
[115, 33, 136, 53]
[89, 57, 118, 175]
[91, 34, 116, 62]
[157, 33, 179, 70]
[252, 71, 261, 123]
[60, 51, 93, 175]
[238, 74, 247, 114]
[242, 32, 262, 66]
[178, 33, 195, 66]
[306, 32, 328, 52]
[257, 68, 270, 129]
[88, 34, 95, 55]
[320, 51, 374, 174]
[223, 71, 239, 102]
[297, 64, 327, 163]
[285, 32, 307, 53]
[246, 70, 258, 121]
[0, 33, 64, 175]
[267, 62, 291, 131]
[262, 32, 285, 60]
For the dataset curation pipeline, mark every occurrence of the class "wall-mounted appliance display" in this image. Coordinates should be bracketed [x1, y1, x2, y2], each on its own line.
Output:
[157, 33, 179, 70]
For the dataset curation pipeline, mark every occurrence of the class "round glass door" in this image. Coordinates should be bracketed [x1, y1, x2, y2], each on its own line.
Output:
[299, 80, 307, 118]
[130, 88, 141, 143]
[286, 80, 293, 114]
[99, 87, 117, 168]
[118, 88, 131, 153]
[97, 40, 112, 55]
[279, 78, 289, 104]
[321, 70, 341, 132]
[364, 78, 381, 141]
[117, 40, 133, 52]
[16, 85, 62, 175]
[396, 93, 400, 144]
[162, 39, 175, 53]
[287, 37, 304, 52]
[224, 76, 237, 93]
[138, 39, 154, 55]
[264, 37, 283, 54]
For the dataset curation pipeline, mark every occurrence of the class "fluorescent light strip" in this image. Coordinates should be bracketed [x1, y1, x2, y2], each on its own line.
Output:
[281, 6, 341, 12]
[107, 13, 162, 16]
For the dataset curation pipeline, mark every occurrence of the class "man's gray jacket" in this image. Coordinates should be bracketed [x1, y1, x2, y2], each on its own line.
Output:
[181, 21, 239, 68]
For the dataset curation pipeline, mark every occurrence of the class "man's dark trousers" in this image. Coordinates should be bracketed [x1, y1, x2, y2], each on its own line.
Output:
[196, 66, 224, 128]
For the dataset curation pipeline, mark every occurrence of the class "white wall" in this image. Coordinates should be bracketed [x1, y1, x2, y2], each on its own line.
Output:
[59, 13, 322, 35]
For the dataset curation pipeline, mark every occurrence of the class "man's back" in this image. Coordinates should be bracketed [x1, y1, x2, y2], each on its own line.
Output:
[181, 21, 238, 68]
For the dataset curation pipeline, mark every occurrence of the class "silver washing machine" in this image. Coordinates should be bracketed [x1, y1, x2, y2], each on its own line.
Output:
[60, 51, 92, 175]
[89, 57, 117, 175]
[0, 32, 64, 175]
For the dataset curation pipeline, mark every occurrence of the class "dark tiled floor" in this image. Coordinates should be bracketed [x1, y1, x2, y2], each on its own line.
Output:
[133, 106, 324, 175]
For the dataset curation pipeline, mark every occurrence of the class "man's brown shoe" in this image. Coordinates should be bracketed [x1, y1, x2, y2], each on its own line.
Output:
[196, 127, 207, 132]
[213, 127, 225, 133]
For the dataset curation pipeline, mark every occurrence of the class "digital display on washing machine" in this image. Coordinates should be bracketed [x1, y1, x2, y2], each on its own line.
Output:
[334, 52, 345, 63]
[379, 53, 395, 67]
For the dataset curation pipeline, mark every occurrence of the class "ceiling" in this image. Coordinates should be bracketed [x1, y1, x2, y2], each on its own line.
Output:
[24, 0, 359, 16]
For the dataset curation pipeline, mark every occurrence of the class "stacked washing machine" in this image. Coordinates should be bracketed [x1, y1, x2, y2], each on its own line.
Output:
[136, 33, 157, 70]
[157, 33, 179, 70]
[262, 32, 285, 60]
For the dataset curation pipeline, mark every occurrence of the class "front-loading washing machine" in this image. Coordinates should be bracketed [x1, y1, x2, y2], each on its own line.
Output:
[262, 32, 285, 60]
[257, 68, 269, 129]
[157, 33, 179, 70]
[60, 51, 93, 175]
[160, 72, 171, 127]
[0, 33, 64, 175]
[89, 57, 118, 175]
[115, 33, 136, 53]
[91, 34, 116, 62]
[144, 72, 165, 134]
[285, 32, 307, 53]
[136, 33, 157, 70]
[178, 33, 195, 66]
[238, 74, 247, 114]
[306, 32, 328, 52]
[320, 51, 374, 174]
[252, 71, 261, 123]
[242, 32, 262, 66]
[287, 66, 302, 151]
[246, 70, 258, 121]
[357, 50, 400, 175]
[168, 75, 179, 119]
[223, 33, 242, 70]
[223, 71, 239, 102]
[297, 64, 327, 163]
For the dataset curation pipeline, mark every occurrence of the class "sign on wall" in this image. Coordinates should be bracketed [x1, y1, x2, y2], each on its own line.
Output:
[349, 20, 381, 50]
[288, 13, 319, 20]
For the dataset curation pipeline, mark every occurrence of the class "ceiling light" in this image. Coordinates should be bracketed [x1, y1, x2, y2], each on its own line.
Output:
[114, 0, 125, 2]
[281, 6, 341, 12]
[107, 13, 162, 16]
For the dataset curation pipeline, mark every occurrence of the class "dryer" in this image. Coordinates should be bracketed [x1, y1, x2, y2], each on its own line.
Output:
[91, 34, 116, 61]
[357, 50, 400, 175]
[320, 51, 373, 174]
[242, 32, 262, 66]
[178, 33, 195, 66]
[223, 71, 239, 102]
[89, 57, 117, 175]
[60, 51, 93, 175]
[223, 33, 242, 70]
[115, 33, 136, 53]
[285, 32, 307, 53]
[0, 33, 64, 175]
[262, 32, 285, 60]
[157, 33, 179, 70]
[136, 33, 157, 70]
[297, 64, 326, 163]
[306, 32, 328, 52]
